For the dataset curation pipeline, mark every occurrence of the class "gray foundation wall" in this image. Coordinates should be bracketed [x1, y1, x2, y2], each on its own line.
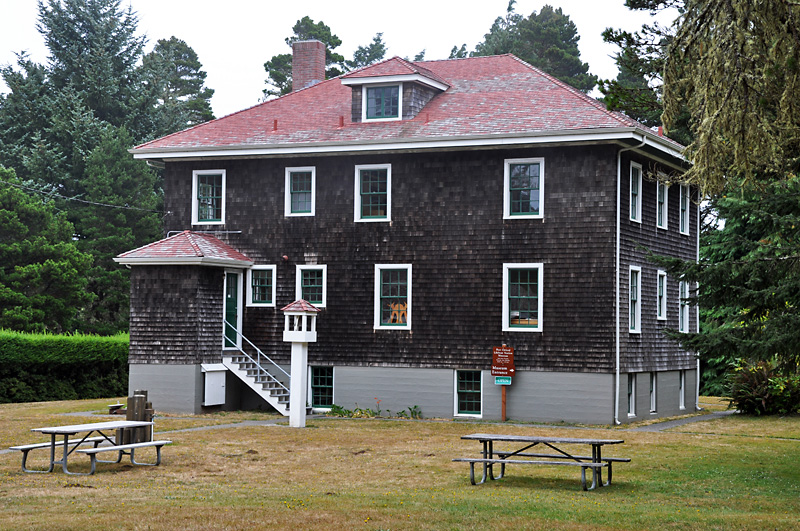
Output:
[617, 369, 698, 423]
[129, 363, 204, 414]
[333, 367, 616, 424]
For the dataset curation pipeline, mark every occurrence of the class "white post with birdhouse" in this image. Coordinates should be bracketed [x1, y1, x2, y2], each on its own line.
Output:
[281, 300, 320, 428]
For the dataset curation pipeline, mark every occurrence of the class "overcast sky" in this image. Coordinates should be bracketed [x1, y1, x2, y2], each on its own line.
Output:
[0, 0, 679, 118]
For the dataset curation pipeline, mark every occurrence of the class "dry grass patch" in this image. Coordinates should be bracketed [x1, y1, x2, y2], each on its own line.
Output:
[1, 399, 799, 530]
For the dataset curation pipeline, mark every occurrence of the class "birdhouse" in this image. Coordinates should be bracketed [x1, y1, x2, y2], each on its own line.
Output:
[281, 299, 320, 343]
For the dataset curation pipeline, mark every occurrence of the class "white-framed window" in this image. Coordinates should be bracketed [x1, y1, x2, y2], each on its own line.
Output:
[679, 184, 690, 235]
[629, 266, 641, 333]
[656, 181, 668, 230]
[679, 280, 689, 332]
[627, 373, 636, 417]
[504, 158, 544, 219]
[630, 162, 642, 223]
[502, 263, 544, 332]
[657, 270, 668, 321]
[285, 167, 315, 216]
[355, 164, 391, 222]
[679, 370, 686, 410]
[310, 366, 334, 409]
[649, 372, 657, 413]
[363, 84, 402, 122]
[455, 370, 482, 417]
[192, 169, 226, 225]
[296, 265, 327, 307]
[374, 264, 412, 330]
[246, 265, 277, 307]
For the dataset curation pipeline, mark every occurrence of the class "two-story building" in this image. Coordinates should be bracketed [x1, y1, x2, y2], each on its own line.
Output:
[117, 40, 697, 424]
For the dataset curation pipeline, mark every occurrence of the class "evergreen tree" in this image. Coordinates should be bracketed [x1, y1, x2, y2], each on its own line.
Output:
[263, 17, 346, 97]
[143, 36, 215, 133]
[663, 0, 800, 196]
[346, 33, 387, 71]
[656, 0, 800, 396]
[0, 166, 92, 333]
[71, 126, 162, 334]
[37, 0, 154, 138]
[474, 1, 597, 93]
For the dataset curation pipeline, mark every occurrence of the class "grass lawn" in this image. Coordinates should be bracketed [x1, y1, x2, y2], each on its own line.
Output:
[0, 398, 798, 530]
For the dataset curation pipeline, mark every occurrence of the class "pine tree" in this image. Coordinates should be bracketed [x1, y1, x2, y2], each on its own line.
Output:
[345, 33, 387, 71]
[0, 166, 92, 332]
[474, 1, 597, 93]
[263, 17, 346, 97]
[143, 36, 215, 133]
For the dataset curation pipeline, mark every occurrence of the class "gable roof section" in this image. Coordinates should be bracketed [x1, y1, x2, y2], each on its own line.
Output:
[114, 231, 253, 267]
[132, 54, 682, 162]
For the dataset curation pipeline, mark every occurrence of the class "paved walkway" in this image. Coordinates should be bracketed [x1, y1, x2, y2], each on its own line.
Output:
[630, 409, 736, 432]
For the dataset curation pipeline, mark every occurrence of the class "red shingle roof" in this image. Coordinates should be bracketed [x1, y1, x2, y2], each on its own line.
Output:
[114, 231, 253, 266]
[280, 300, 322, 313]
[132, 54, 679, 155]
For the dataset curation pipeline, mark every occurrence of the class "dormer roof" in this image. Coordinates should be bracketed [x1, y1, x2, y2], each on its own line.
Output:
[340, 56, 450, 91]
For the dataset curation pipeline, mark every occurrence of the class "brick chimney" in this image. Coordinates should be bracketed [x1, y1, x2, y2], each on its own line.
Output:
[292, 40, 326, 91]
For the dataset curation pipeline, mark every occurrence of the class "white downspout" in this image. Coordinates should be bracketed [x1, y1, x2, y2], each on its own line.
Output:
[615, 137, 646, 425]
[696, 195, 701, 410]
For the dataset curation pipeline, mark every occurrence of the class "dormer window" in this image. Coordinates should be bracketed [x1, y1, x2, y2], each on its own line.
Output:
[366, 85, 400, 120]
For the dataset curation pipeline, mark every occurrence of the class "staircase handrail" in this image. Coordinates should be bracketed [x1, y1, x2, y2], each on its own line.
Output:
[223, 320, 291, 390]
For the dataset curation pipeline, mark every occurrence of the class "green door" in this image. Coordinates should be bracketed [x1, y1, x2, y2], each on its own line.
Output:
[224, 272, 239, 348]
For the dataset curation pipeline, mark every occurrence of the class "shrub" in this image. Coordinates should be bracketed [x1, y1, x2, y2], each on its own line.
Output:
[728, 358, 800, 415]
[0, 330, 128, 403]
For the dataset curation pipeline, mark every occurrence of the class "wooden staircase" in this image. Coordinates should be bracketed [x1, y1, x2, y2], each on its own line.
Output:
[222, 354, 291, 416]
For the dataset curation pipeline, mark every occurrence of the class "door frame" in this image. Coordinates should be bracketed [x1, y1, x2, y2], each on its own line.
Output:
[223, 269, 243, 350]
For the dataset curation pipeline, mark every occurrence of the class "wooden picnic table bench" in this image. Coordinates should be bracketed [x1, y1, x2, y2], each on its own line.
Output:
[9, 420, 164, 475]
[454, 433, 629, 490]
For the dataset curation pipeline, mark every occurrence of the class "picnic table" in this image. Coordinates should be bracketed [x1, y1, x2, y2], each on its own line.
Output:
[453, 433, 629, 491]
[10, 420, 170, 475]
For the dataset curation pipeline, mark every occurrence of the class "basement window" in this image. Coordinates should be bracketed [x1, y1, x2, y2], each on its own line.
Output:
[455, 370, 482, 416]
[311, 366, 334, 408]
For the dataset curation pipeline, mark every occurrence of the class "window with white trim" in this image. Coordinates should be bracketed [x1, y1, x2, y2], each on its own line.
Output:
[310, 366, 334, 408]
[630, 163, 642, 222]
[679, 280, 689, 332]
[679, 370, 686, 410]
[649, 372, 657, 413]
[192, 170, 226, 225]
[285, 167, 315, 216]
[679, 184, 690, 235]
[657, 270, 667, 321]
[364, 84, 401, 121]
[374, 264, 411, 330]
[246, 265, 276, 307]
[504, 158, 544, 219]
[355, 164, 391, 222]
[296, 265, 327, 307]
[502, 263, 543, 332]
[627, 373, 636, 417]
[629, 266, 641, 333]
[455, 370, 482, 416]
[656, 181, 668, 229]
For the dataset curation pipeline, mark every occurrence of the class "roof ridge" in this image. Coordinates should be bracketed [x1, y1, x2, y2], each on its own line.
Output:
[185, 231, 204, 257]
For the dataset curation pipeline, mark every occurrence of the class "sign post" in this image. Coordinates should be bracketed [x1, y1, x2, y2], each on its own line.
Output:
[491, 346, 515, 421]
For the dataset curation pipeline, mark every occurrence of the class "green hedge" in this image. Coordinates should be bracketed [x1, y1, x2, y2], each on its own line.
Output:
[0, 330, 128, 403]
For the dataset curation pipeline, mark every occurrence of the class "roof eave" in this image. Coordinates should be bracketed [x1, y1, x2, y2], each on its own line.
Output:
[113, 256, 254, 268]
[130, 127, 684, 165]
